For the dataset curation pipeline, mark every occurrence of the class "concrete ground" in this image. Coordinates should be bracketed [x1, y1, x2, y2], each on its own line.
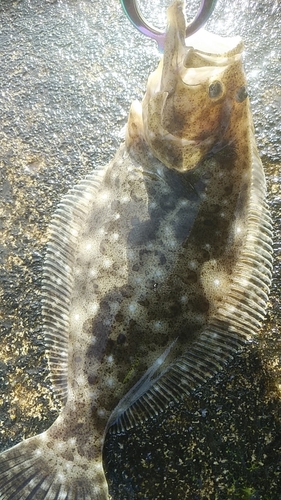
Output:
[0, 0, 280, 498]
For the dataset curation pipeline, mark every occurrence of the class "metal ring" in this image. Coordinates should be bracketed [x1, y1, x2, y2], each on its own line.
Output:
[120, 0, 218, 51]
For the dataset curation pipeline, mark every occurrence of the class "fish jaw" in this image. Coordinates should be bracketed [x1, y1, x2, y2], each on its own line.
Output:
[127, 0, 250, 172]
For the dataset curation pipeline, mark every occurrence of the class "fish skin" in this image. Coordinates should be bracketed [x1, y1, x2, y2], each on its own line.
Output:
[0, 0, 272, 499]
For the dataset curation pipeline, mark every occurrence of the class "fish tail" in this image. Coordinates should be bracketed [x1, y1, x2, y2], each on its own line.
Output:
[0, 420, 109, 500]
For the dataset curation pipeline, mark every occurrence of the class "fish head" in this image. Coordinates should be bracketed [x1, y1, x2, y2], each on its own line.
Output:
[137, 0, 250, 172]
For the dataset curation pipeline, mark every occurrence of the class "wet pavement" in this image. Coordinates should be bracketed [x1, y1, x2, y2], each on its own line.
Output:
[0, 0, 280, 498]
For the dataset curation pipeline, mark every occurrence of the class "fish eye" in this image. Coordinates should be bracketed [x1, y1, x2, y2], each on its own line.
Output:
[236, 85, 248, 102]
[208, 81, 223, 99]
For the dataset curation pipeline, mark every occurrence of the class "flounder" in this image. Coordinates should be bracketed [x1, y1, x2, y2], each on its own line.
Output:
[0, 0, 272, 499]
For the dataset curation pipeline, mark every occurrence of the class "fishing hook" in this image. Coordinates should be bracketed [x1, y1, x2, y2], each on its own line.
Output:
[120, 0, 218, 51]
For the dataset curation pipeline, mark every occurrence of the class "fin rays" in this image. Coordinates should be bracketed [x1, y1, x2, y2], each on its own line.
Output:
[0, 431, 107, 500]
[42, 167, 106, 402]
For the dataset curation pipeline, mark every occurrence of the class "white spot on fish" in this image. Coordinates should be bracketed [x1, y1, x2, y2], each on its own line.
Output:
[70, 308, 86, 328]
[94, 462, 104, 472]
[168, 238, 177, 249]
[164, 226, 173, 237]
[76, 374, 86, 385]
[106, 376, 116, 388]
[154, 268, 164, 278]
[213, 279, 220, 286]
[99, 191, 109, 202]
[188, 260, 198, 270]
[128, 302, 137, 313]
[111, 232, 119, 241]
[74, 266, 82, 276]
[57, 473, 66, 483]
[88, 302, 99, 315]
[89, 267, 97, 277]
[97, 408, 106, 417]
[179, 199, 188, 207]
[195, 313, 204, 323]
[153, 320, 166, 331]
[89, 389, 98, 399]
[133, 275, 142, 284]
[55, 441, 64, 451]
[103, 258, 112, 269]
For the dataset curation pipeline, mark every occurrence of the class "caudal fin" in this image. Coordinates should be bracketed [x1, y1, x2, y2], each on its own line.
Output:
[0, 427, 109, 500]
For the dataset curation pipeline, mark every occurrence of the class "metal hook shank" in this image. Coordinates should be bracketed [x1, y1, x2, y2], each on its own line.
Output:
[120, 0, 218, 51]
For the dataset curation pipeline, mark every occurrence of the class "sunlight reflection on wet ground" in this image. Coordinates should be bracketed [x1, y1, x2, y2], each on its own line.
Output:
[0, 0, 280, 497]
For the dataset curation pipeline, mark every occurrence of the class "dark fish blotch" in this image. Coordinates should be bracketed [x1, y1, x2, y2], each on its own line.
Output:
[104, 338, 115, 355]
[130, 191, 143, 203]
[99, 300, 111, 315]
[87, 374, 97, 385]
[120, 284, 134, 298]
[214, 143, 237, 166]
[179, 270, 198, 284]
[128, 219, 158, 246]
[117, 333, 126, 345]
[154, 250, 166, 265]
[159, 193, 176, 210]
[100, 241, 108, 254]
[173, 208, 196, 241]
[138, 248, 152, 263]
[127, 319, 143, 340]
[131, 216, 140, 227]
[164, 300, 182, 318]
[138, 298, 149, 307]
[115, 311, 124, 323]
[190, 296, 210, 313]
[224, 184, 234, 195]
[86, 321, 108, 360]
[111, 199, 120, 211]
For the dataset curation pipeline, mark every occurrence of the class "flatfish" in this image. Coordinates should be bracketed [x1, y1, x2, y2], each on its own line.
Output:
[0, 0, 272, 499]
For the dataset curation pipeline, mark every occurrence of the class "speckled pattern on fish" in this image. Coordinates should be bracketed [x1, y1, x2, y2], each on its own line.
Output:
[0, 0, 272, 499]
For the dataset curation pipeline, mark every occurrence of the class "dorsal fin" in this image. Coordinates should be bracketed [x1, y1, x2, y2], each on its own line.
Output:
[42, 166, 105, 402]
[109, 145, 273, 433]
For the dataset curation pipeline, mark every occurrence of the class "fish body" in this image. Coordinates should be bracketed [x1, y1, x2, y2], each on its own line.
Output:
[0, 1, 272, 499]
